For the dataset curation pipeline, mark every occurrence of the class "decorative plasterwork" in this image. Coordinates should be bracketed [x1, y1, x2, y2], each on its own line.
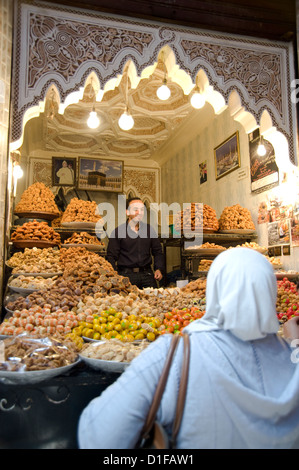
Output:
[11, 1, 297, 163]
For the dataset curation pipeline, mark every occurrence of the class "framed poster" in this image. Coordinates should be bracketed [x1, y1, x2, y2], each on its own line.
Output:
[52, 157, 76, 186]
[78, 157, 123, 192]
[248, 129, 279, 193]
[199, 160, 207, 184]
[214, 132, 240, 180]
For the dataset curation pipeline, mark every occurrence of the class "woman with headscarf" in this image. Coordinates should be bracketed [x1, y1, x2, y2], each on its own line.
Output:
[77, 248, 299, 449]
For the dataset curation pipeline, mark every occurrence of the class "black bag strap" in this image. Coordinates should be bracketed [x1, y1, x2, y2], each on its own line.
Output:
[171, 333, 190, 448]
[140, 333, 190, 445]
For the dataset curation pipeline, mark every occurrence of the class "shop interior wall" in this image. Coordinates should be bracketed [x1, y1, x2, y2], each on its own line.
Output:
[0, 0, 13, 305]
[160, 106, 299, 274]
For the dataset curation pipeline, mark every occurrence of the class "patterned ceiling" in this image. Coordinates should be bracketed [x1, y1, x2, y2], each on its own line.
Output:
[34, 59, 203, 160]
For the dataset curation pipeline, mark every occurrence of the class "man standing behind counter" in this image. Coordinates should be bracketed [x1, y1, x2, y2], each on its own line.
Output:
[106, 197, 164, 289]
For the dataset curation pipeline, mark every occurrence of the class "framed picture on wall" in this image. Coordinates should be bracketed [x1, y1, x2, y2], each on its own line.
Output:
[199, 160, 207, 184]
[214, 132, 241, 180]
[52, 157, 76, 186]
[77, 157, 124, 192]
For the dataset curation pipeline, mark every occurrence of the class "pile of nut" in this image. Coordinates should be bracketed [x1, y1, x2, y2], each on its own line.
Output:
[15, 182, 59, 214]
[174, 203, 219, 232]
[11, 220, 61, 245]
[64, 231, 105, 247]
[6, 279, 82, 313]
[218, 204, 255, 230]
[80, 339, 149, 363]
[8, 275, 57, 291]
[0, 336, 78, 371]
[7, 247, 62, 274]
[61, 198, 102, 223]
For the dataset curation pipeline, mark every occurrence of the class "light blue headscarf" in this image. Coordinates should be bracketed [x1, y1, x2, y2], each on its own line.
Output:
[185, 247, 279, 340]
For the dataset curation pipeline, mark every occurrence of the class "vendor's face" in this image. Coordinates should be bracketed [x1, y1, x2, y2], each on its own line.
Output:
[126, 200, 145, 223]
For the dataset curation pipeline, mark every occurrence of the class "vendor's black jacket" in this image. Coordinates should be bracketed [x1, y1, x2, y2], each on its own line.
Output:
[106, 221, 164, 272]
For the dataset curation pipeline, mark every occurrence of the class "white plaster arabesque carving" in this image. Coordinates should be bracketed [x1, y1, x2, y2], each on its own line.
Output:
[12, 1, 297, 163]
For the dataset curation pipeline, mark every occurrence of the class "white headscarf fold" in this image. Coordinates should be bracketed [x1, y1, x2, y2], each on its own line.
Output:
[185, 247, 279, 340]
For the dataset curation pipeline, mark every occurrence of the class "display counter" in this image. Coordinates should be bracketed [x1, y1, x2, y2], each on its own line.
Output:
[0, 362, 119, 449]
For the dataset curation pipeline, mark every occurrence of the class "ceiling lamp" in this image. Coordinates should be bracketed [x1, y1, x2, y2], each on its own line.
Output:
[257, 135, 266, 156]
[190, 89, 205, 109]
[157, 79, 171, 101]
[118, 107, 134, 131]
[157, 51, 171, 101]
[118, 73, 134, 131]
[13, 162, 23, 179]
[190, 76, 205, 109]
[87, 107, 100, 129]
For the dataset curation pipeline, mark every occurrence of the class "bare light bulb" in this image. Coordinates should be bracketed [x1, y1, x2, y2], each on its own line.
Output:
[118, 110, 134, 131]
[157, 80, 171, 101]
[87, 110, 100, 129]
[13, 163, 23, 179]
[190, 91, 205, 109]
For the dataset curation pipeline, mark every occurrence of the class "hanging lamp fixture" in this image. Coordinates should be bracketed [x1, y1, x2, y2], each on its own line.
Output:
[87, 79, 100, 129]
[118, 74, 134, 131]
[190, 76, 205, 109]
[156, 51, 171, 101]
[87, 106, 100, 129]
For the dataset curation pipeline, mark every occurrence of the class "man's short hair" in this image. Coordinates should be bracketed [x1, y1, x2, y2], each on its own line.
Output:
[126, 197, 143, 209]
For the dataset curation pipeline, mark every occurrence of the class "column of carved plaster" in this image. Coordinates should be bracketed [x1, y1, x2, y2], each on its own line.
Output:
[0, 0, 13, 308]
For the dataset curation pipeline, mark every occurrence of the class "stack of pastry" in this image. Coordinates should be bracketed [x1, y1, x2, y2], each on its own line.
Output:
[174, 203, 218, 232]
[15, 182, 59, 215]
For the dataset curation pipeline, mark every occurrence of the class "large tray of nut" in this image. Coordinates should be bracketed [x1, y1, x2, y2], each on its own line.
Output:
[0, 336, 80, 385]
[79, 339, 149, 373]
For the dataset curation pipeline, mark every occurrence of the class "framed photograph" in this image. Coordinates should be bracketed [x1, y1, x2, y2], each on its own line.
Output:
[78, 157, 124, 192]
[199, 160, 207, 184]
[214, 132, 241, 180]
[52, 157, 76, 186]
[248, 129, 279, 194]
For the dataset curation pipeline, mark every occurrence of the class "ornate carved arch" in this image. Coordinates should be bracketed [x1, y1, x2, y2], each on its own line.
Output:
[12, 1, 297, 163]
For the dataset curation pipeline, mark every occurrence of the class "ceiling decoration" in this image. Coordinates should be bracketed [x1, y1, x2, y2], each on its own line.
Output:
[11, 1, 297, 165]
[37, 60, 197, 159]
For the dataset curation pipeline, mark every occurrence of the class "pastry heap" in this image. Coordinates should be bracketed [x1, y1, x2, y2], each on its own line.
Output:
[61, 198, 102, 223]
[15, 182, 59, 214]
[11, 220, 61, 245]
[218, 204, 255, 230]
